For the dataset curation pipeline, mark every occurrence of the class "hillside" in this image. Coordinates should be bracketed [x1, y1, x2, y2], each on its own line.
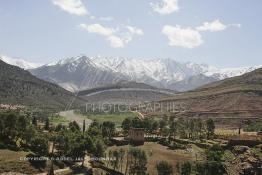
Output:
[148, 68, 262, 119]
[78, 80, 175, 105]
[0, 60, 84, 111]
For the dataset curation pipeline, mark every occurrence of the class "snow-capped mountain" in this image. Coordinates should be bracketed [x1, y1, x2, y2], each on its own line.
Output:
[29, 55, 261, 92]
[0, 54, 42, 69]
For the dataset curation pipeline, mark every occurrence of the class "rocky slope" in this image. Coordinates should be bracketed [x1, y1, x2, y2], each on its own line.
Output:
[144, 67, 262, 118]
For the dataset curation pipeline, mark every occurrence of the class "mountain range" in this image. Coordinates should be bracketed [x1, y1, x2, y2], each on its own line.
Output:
[28, 55, 260, 92]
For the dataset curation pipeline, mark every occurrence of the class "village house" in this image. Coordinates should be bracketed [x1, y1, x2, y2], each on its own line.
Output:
[128, 128, 145, 145]
[0, 104, 25, 112]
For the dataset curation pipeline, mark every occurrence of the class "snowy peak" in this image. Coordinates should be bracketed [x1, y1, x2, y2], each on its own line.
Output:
[0, 54, 42, 69]
[31, 55, 261, 92]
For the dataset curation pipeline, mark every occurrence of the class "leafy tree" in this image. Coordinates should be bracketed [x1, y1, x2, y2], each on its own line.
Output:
[131, 117, 144, 128]
[122, 117, 132, 134]
[55, 123, 66, 132]
[82, 119, 86, 133]
[119, 148, 125, 172]
[206, 119, 215, 139]
[196, 161, 225, 175]
[30, 137, 48, 156]
[181, 162, 191, 175]
[206, 144, 224, 162]
[32, 116, 37, 127]
[170, 121, 177, 138]
[69, 121, 80, 132]
[45, 118, 50, 130]
[94, 139, 106, 157]
[159, 119, 167, 130]
[156, 161, 173, 175]
[128, 147, 147, 175]
[102, 121, 115, 139]
[112, 150, 120, 170]
[152, 121, 159, 132]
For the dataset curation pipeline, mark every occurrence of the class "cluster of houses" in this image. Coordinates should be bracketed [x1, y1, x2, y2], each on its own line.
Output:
[0, 104, 25, 112]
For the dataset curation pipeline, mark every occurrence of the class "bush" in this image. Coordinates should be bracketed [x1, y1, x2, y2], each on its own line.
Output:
[169, 142, 186, 150]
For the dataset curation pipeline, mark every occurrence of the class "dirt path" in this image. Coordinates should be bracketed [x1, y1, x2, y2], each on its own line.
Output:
[59, 110, 92, 129]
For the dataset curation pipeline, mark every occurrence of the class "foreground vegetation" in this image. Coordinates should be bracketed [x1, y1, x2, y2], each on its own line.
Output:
[1, 109, 261, 175]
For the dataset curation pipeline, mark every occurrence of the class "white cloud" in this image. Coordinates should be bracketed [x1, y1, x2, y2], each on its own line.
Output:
[52, 0, 88, 16]
[79, 23, 143, 48]
[162, 25, 203, 48]
[126, 26, 144, 35]
[196, 19, 241, 32]
[107, 36, 125, 48]
[196, 20, 226, 32]
[79, 23, 116, 36]
[151, 0, 179, 15]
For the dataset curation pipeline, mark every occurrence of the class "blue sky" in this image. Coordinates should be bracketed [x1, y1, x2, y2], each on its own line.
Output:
[0, 0, 261, 68]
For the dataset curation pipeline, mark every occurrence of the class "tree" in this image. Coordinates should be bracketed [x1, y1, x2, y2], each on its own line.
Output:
[206, 144, 224, 162]
[206, 119, 215, 139]
[69, 121, 80, 132]
[30, 137, 48, 156]
[181, 162, 191, 175]
[32, 116, 37, 127]
[131, 117, 144, 128]
[156, 161, 173, 175]
[128, 147, 147, 175]
[196, 118, 203, 139]
[94, 139, 106, 157]
[122, 118, 132, 134]
[102, 121, 115, 139]
[82, 119, 86, 133]
[170, 121, 177, 138]
[112, 150, 120, 170]
[159, 119, 167, 130]
[196, 161, 225, 175]
[45, 118, 50, 130]
[119, 148, 125, 173]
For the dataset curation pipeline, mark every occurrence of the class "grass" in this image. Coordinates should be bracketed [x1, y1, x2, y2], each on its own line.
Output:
[0, 149, 43, 174]
[84, 112, 139, 127]
[106, 142, 198, 175]
[49, 115, 69, 125]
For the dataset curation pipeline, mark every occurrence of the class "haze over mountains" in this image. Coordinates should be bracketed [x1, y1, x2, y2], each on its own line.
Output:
[28, 55, 260, 92]
[0, 54, 42, 69]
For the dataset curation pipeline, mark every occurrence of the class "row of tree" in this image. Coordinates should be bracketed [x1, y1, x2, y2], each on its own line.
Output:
[107, 147, 147, 175]
[122, 116, 216, 140]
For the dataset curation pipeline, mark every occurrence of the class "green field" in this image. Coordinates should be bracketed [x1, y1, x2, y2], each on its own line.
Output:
[84, 112, 139, 127]
[49, 115, 69, 125]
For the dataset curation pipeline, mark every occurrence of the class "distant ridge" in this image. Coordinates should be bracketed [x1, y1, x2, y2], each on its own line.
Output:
[0, 60, 84, 111]
[78, 80, 175, 105]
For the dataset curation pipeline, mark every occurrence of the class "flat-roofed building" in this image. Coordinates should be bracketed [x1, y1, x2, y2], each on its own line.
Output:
[128, 128, 145, 145]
